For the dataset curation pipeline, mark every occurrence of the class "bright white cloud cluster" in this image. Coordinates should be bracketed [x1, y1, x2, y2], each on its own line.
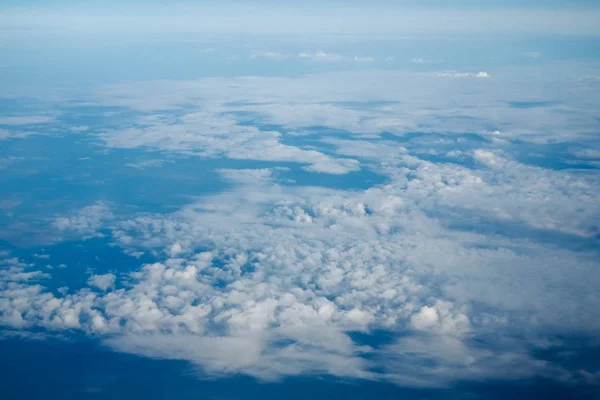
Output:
[1, 154, 599, 385]
[88, 273, 116, 292]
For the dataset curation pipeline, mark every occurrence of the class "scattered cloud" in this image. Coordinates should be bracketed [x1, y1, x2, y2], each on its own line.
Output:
[0, 116, 55, 125]
[437, 71, 490, 78]
[353, 56, 375, 63]
[124, 159, 172, 169]
[1, 152, 598, 384]
[298, 51, 344, 62]
[250, 51, 289, 60]
[69, 125, 89, 132]
[54, 202, 113, 239]
[88, 273, 116, 292]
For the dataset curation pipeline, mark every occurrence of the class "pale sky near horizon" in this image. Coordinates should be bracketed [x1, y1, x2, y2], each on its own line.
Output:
[2, 1, 600, 37]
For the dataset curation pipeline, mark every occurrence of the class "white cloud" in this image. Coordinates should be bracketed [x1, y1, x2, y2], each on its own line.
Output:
[0, 116, 55, 125]
[571, 148, 600, 159]
[250, 51, 375, 64]
[353, 56, 375, 63]
[124, 159, 171, 169]
[250, 51, 289, 60]
[54, 201, 113, 238]
[1, 61, 599, 388]
[2, 150, 598, 385]
[298, 51, 343, 62]
[437, 71, 490, 78]
[86, 64, 600, 143]
[69, 125, 89, 132]
[98, 111, 360, 175]
[88, 273, 116, 292]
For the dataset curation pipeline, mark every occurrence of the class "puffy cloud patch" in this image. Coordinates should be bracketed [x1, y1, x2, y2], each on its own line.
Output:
[54, 201, 113, 239]
[88, 273, 116, 292]
[2, 156, 598, 385]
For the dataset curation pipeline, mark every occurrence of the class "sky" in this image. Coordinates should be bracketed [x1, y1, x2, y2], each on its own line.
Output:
[2, 1, 600, 37]
[1, 1, 600, 400]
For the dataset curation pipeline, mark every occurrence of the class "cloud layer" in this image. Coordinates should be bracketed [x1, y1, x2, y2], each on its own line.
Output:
[1, 63, 599, 388]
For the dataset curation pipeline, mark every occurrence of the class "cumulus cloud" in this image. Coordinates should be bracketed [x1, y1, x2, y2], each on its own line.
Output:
[54, 201, 113, 238]
[88, 273, 116, 292]
[1, 154, 598, 385]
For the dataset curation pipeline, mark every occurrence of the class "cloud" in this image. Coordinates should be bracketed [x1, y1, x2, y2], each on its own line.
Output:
[0, 156, 24, 169]
[250, 51, 289, 60]
[251, 51, 375, 63]
[98, 111, 360, 175]
[437, 71, 490, 78]
[86, 63, 600, 143]
[353, 56, 375, 63]
[298, 51, 343, 62]
[88, 273, 116, 292]
[69, 125, 89, 132]
[124, 159, 171, 169]
[54, 201, 113, 238]
[1, 151, 598, 385]
[0, 116, 55, 125]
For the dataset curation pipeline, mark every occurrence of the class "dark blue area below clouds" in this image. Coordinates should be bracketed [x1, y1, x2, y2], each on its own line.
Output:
[0, 337, 597, 400]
